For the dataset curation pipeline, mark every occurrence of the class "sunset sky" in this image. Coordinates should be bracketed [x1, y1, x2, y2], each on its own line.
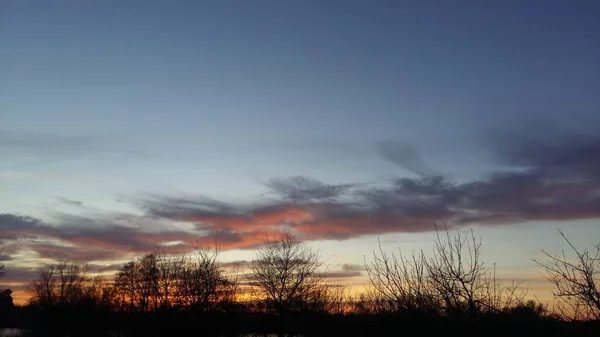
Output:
[1, 0, 599, 305]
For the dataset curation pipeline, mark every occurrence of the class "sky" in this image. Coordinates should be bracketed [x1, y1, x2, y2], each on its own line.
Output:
[1, 0, 600, 305]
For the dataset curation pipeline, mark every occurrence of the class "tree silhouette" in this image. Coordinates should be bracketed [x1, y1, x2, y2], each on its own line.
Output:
[176, 245, 237, 312]
[114, 261, 139, 311]
[112, 246, 236, 313]
[365, 224, 526, 320]
[9, 230, 600, 336]
[425, 225, 526, 319]
[365, 239, 437, 315]
[535, 229, 600, 320]
[29, 260, 103, 309]
[250, 229, 328, 316]
[0, 264, 14, 312]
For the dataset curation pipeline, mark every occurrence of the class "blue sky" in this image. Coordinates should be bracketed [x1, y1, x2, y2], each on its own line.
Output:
[1, 0, 600, 303]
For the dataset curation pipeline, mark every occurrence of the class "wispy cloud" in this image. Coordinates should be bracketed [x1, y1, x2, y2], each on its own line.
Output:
[1, 124, 599, 286]
[341, 263, 366, 272]
[264, 176, 359, 202]
[0, 130, 148, 170]
[0, 213, 207, 262]
[55, 197, 84, 207]
[376, 141, 440, 177]
[137, 128, 600, 241]
[0, 253, 13, 262]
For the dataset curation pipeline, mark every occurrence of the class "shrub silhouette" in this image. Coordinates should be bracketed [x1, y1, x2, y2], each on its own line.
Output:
[365, 224, 527, 320]
[535, 229, 600, 320]
[0, 265, 15, 327]
[6, 225, 599, 337]
[111, 246, 237, 313]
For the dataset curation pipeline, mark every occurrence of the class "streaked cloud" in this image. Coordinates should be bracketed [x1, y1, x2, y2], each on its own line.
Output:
[341, 263, 366, 272]
[55, 197, 84, 207]
[137, 127, 600, 240]
[264, 175, 359, 201]
[376, 141, 440, 177]
[1, 123, 599, 302]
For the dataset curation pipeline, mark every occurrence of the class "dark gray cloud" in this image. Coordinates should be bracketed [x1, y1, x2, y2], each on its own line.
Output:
[265, 176, 358, 201]
[341, 263, 366, 272]
[0, 267, 39, 284]
[219, 260, 251, 269]
[140, 195, 247, 221]
[324, 270, 363, 279]
[0, 254, 13, 262]
[30, 243, 123, 261]
[56, 197, 84, 207]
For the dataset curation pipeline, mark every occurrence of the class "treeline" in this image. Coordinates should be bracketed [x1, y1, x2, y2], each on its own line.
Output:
[1, 225, 599, 336]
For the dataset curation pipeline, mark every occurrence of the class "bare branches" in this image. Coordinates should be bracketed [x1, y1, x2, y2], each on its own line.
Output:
[112, 245, 236, 313]
[250, 229, 329, 315]
[365, 223, 527, 320]
[364, 239, 436, 315]
[178, 244, 236, 312]
[534, 229, 600, 320]
[0, 265, 5, 280]
[29, 261, 103, 309]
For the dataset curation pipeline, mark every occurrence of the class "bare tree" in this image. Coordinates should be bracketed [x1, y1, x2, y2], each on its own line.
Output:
[114, 261, 139, 311]
[365, 239, 437, 315]
[425, 224, 526, 319]
[364, 224, 526, 319]
[534, 229, 600, 320]
[250, 229, 327, 315]
[112, 245, 236, 313]
[137, 253, 160, 311]
[317, 283, 350, 315]
[0, 264, 5, 280]
[155, 250, 185, 310]
[29, 261, 102, 309]
[177, 244, 237, 312]
[114, 252, 170, 312]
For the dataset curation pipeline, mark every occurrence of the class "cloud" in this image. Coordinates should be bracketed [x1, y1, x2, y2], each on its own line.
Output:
[140, 127, 600, 241]
[376, 141, 439, 177]
[86, 263, 125, 274]
[0, 213, 225, 262]
[264, 176, 358, 201]
[1, 123, 599, 281]
[323, 270, 363, 279]
[56, 197, 84, 207]
[26, 243, 122, 261]
[6, 122, 598, 265]
[0, 130, 147, 169]
[219, 260, 251, 270]
[341, 263, 366, 272]
[0, 253, 13, 262]
[0, 267, 39, 284]
[140, 195, 246, 222]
